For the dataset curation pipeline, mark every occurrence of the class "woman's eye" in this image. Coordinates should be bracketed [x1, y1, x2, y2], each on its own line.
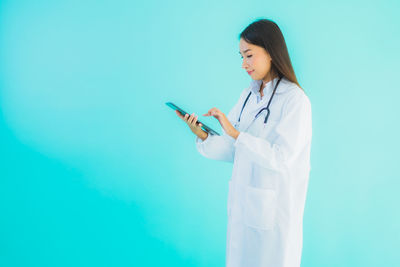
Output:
[240, 55, 252, 59]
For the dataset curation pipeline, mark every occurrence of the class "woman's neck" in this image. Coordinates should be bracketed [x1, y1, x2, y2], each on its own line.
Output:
[260, 71, 278, 92]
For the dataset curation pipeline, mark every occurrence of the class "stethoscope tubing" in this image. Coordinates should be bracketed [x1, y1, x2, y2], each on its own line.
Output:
[237, 76, 282, 127]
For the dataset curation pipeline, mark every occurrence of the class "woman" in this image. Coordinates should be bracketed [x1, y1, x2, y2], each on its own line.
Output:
[176, 18, 312, 267]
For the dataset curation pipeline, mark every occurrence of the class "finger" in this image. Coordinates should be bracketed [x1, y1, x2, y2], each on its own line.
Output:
[184, 113, 189, 121]
[210, 108, 219, 116]
[188, 113, 195, 124]
[176, 110, 183, 119]
[192, 115, 198, 126]
[203, 108, 214, 116]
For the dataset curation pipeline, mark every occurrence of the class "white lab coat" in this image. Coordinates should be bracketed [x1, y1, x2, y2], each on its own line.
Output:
[195, 76, 312, 267]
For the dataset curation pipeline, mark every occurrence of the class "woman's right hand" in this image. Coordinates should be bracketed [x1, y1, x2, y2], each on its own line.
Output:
[175, 110, 208, 139]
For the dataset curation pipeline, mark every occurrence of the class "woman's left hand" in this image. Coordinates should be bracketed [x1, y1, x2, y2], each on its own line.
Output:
[203, 108, 240, 139]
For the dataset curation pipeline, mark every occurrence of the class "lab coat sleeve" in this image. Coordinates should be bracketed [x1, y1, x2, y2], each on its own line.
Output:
[195, 89, 249, 163]
[233, 90, 312, 170]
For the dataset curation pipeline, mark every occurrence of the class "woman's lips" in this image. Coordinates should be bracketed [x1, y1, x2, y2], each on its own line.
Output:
[247, 70, 254, 75]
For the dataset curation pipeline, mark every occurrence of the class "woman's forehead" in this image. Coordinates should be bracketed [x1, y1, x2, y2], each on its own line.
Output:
[239, 38, 261, 50]
[239, 43, 259, 54]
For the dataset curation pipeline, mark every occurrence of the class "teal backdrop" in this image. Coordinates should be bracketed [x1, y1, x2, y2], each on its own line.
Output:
[1, 0, 399, 266]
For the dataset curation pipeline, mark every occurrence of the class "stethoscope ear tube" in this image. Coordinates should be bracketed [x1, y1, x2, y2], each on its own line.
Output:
[238, 91, 252, 123]
[263, 110, 271, 124]
[263, 76, 282, 123]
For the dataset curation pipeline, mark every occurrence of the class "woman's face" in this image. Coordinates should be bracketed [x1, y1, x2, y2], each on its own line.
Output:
[239, 38, 273, 81]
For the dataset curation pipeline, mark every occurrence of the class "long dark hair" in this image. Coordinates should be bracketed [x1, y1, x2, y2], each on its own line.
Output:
[239, 19, 303, 90]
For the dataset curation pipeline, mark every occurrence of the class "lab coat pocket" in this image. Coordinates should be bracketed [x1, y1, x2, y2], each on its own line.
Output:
[244, 185, 277, 230]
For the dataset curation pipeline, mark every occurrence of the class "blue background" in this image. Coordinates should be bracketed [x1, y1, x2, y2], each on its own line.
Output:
[1, 0, 399, 266]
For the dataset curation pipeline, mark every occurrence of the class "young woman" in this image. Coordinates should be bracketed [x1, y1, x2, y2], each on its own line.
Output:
[176, 18, 312, 267]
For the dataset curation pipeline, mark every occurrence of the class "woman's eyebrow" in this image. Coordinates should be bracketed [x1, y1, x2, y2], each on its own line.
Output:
[239, 49, 252, 55]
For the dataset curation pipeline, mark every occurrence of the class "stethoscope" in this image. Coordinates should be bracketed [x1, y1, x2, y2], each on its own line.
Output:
[235, 76, 282, 129]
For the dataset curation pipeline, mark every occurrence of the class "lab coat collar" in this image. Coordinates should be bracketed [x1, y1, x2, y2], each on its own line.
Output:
[249, 77, 281, 97]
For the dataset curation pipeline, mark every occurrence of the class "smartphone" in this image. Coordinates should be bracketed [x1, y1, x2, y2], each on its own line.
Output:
[166, 102, 220, 136]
